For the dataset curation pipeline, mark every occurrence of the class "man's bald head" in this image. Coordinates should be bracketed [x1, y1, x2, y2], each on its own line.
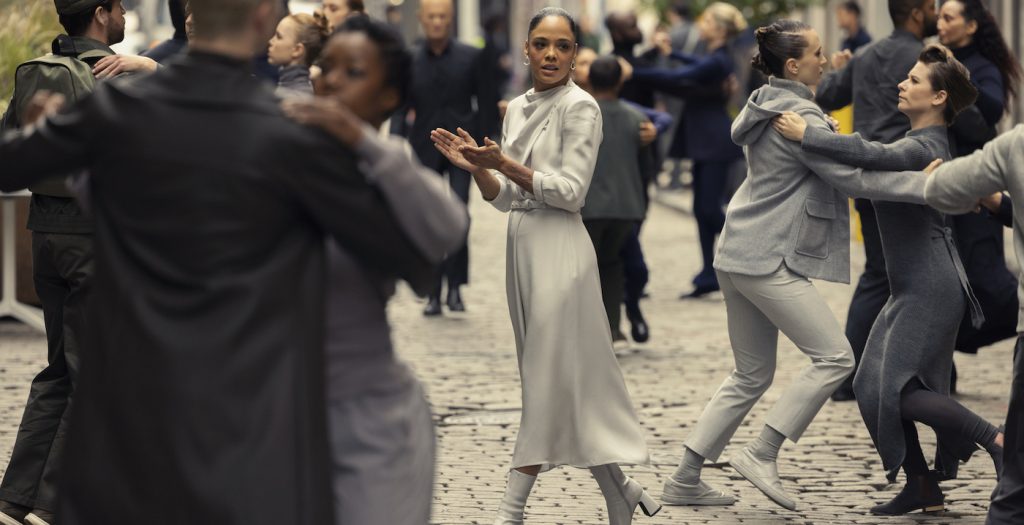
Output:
[189, 0, 281, 40]
[419, 0, 454, 44]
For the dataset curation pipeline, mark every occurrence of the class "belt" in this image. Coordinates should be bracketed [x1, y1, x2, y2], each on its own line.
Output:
[938, 226, 985, 329]
[510, 200, 553, 211]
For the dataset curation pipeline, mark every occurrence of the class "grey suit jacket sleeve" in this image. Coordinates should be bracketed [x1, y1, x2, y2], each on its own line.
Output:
[801, 125, 932, 171]
[925, 125, 1021, 214]
[355, 125, 469, 263]
[797, 112, 926, 203]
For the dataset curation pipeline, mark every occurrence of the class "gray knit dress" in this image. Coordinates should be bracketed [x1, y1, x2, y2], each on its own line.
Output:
[800, 125, 983, 482]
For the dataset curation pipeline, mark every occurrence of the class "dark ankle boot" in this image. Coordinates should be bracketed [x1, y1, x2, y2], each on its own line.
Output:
[423, 295, 442, 316]
[446, 286, 465, 312]
[870, 472, 945, 515]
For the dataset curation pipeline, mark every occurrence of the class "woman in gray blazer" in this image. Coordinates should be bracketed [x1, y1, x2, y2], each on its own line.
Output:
[660, 20, 932, 513]
[772, 44, 1004, 516]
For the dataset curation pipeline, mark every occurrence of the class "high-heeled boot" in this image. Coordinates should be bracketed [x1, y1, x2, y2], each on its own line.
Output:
[494, 470, 536, 525]
[589, 464, 661, 525]
[870, 471, 945, 515]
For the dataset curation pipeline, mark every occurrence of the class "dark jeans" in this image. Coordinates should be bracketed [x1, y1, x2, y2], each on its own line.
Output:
[988, 337, 1024, 524]
[0, 233, 93, 512]
[621, 222, 648, 316]
[691, 161, 729, 288]
[585, 219, 633, 340]
[429, 160, 471, 297]
[839, 200, 890, 394]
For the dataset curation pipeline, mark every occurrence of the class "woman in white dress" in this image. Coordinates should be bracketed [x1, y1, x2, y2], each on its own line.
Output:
[430, 7, 659, 525]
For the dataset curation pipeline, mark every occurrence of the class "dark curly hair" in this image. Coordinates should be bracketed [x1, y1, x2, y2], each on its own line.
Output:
[334, 15, 412, 115]
[751, 19, 812, 78]
[943, 0, 1021, 106]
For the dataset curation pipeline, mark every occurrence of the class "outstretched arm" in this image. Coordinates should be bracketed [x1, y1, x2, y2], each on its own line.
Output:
[773, 111, 933, 171]
[926, 125, 1021, 214]
[0, 92, 95, 193]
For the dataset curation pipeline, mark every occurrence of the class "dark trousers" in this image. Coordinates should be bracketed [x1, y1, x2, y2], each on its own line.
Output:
[429, 159, 471, 297]
[691, 161, 729, 288]
[621, 222, 648, 316]
[585, 219, 633, 340]
[988, 337, 1024, 524]
[0, 233, 93, 512]
[839, 200, 890, 394]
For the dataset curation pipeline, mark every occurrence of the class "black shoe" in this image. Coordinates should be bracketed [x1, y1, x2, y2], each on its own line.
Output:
[626, 306, 649, 343]
[830, 387, 856, 402]
[0, 500, 30, 525]
[870, 472, 945, 515]
[680, 284, 719, 299]
[423, 296, 442, 316]
[446, 287, 465, 312]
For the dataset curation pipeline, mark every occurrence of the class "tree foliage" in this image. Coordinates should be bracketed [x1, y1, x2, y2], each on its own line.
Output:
[639, 0, 822, 27]
[0, 0, 62, 112]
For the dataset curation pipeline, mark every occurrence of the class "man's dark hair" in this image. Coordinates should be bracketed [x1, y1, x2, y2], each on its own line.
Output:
[346, 0, 364, 13]
[59, 1, 113, 37]
[889, 0, 929, 27]
[839, 1, 862, 17]
[589, 55, 623, 92]
[335, 15, 411, 115]
[671, 0, 692, 19]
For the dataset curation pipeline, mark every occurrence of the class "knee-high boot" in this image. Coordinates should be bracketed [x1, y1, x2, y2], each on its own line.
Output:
[494, 470, 536, 524]
[589, 464, 661, 525]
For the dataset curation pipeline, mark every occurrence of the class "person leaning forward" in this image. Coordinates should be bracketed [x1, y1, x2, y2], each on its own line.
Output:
[0, 1, 129, 524]
[0, 0, 437, 523]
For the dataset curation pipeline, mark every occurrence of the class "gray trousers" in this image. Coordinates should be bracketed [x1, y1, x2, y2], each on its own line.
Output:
[685, 266, 854, 461]
[328, 379, 435, 525]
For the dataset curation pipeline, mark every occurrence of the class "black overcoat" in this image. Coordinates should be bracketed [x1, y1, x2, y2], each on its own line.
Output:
[0, 52, 434, 524]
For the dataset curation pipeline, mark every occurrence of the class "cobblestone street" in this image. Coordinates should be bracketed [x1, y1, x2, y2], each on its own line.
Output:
[0, 194, 1013, 524]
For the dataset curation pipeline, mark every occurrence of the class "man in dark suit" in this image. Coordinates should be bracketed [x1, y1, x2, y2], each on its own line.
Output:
[391, 0, 496, 316]
[0, 0, 436, 522]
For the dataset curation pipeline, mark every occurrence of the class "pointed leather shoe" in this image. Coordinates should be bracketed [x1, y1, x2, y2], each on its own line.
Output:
[729, 448, 797, 510]
[661, 478, 736, 506]
[870, 473, 945, 515]
[626, 306, 649, 343]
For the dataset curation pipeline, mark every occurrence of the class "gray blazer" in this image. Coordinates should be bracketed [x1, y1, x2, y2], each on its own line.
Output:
[714, 77, 928, 284]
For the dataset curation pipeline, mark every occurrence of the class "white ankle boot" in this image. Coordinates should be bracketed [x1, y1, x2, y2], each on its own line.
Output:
[494, 469, 536, 524]
[590, 464, 662, 525]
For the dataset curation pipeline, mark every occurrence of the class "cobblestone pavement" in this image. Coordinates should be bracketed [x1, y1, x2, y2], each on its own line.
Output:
[0, 193, 1013, 525]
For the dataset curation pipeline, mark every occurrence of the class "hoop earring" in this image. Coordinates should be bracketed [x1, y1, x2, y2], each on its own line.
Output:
[570, 60, 576, 71]
[524, 58, 530, 66]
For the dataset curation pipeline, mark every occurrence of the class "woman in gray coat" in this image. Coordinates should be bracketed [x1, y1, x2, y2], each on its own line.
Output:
[772, 44, 1004, 516]
[661, 20, 933, 513]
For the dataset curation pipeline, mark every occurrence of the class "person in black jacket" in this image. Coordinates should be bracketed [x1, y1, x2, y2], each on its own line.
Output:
[0, 2, 127, 523]
[0, 0, 435, 522]
[937, 0, 1022, 390]
[391, 0, 497, 316]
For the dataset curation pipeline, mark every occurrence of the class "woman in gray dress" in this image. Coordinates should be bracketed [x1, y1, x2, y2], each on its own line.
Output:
[431, 8, 659, 525]
[773, 44, 1004, 516]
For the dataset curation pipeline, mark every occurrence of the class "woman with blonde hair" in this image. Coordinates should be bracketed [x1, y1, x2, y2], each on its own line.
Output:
[630, 2, 747, 298]
[267, 12, 331, 98]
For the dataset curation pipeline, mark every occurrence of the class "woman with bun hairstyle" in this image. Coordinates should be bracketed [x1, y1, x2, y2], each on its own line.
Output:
[431, 7, 659, 525]
[660, 20, 933, 513]
[629, 2, 747, 298]
[268, 13, 330, 98]
[772, 44, 1004, 516]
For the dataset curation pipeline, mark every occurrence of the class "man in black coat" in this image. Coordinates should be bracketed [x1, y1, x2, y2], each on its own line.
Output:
[0, 0, 436, 522]
[391, 0, 497, 316]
